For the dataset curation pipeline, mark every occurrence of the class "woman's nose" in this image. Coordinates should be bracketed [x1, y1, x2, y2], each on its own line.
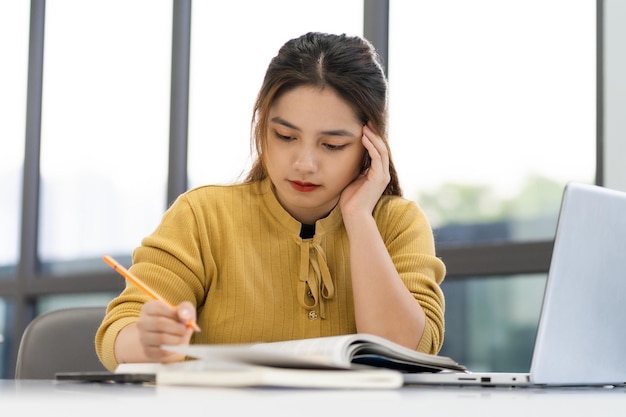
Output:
[293, 147, 317, 173]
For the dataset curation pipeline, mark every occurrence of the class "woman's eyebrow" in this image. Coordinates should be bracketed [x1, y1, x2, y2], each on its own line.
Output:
[271, 117, 301, 131]
[270, 116, 359, 138]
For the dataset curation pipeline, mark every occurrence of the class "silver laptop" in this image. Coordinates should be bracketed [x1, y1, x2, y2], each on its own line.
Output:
[405, 182, 626, 387]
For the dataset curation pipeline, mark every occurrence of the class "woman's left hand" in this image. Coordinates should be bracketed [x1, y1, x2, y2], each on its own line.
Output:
[339, 124, 390, 221]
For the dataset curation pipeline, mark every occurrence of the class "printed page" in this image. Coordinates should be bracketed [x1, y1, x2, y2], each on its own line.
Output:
[163, 336, 352, 369]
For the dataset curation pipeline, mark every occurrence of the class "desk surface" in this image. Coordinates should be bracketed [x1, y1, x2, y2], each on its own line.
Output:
[2, 379, 626, 416]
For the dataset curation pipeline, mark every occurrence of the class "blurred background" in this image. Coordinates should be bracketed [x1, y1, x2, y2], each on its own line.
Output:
[1, 0, 624, 378]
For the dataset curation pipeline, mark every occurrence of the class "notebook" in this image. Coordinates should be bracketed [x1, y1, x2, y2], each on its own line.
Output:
[405, 182, 626, 387]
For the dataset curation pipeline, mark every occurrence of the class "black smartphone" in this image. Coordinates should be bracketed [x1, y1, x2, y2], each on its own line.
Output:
[55, 371, 156, 384]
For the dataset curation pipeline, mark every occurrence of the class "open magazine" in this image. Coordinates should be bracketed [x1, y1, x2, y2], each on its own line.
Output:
[108, 333, 466, 389]
[162, 333, 466, 373]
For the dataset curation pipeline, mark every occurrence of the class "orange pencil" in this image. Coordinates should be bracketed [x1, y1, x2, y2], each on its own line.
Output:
[103, 255, 201, 332]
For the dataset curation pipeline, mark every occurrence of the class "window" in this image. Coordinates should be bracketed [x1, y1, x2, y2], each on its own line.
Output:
[389, 0, 596, 242]
[39, 0, 172, 263]
[0, 1, 29, 272]
[1, 0, 604, 378]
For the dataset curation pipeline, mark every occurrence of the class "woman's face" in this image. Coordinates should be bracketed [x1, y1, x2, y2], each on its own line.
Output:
[264, 86, 366, 224]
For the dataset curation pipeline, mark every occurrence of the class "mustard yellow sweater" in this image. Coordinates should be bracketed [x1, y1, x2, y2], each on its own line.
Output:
[95, 178, 446, 371]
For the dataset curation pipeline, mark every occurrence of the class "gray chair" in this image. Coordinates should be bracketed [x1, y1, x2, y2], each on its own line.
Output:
[15, 306, 108, 379]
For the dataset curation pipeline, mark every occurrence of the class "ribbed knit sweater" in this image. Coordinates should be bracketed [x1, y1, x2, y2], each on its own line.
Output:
[96, 178, 446, 371]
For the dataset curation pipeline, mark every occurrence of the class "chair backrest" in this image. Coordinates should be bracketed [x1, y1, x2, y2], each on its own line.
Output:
[15, 306, 107, 379]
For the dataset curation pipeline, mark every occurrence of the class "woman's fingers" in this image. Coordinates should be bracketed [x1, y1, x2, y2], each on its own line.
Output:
[135, 300, 194, 362]
[362, 124, 390, 182]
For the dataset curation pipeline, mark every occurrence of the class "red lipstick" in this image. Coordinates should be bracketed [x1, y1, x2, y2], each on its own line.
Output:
[290, 181, 319, 192]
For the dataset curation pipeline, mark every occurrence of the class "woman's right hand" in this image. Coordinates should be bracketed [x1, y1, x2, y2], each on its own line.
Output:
[114, 300, 196, 364]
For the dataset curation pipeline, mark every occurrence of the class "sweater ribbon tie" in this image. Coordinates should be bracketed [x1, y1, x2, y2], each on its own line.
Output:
[298, 240, 334, 319]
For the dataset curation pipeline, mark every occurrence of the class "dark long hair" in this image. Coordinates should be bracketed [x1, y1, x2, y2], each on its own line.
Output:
[245, 32, 402, 196]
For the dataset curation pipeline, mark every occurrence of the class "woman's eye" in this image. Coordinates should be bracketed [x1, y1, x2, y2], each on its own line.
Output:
[324, 143, 346, 151]
[274, 132, 294, 141]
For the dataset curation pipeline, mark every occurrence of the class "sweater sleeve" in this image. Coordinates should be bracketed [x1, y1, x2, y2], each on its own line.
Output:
[373, 197, 446, 354]
[95, 193, 210, 371]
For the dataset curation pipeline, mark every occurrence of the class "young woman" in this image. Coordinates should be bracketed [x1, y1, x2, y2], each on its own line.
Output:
[95, 32, 446, 371]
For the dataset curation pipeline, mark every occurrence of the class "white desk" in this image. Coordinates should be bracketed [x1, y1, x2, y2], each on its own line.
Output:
[2, 379, 626, 416]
